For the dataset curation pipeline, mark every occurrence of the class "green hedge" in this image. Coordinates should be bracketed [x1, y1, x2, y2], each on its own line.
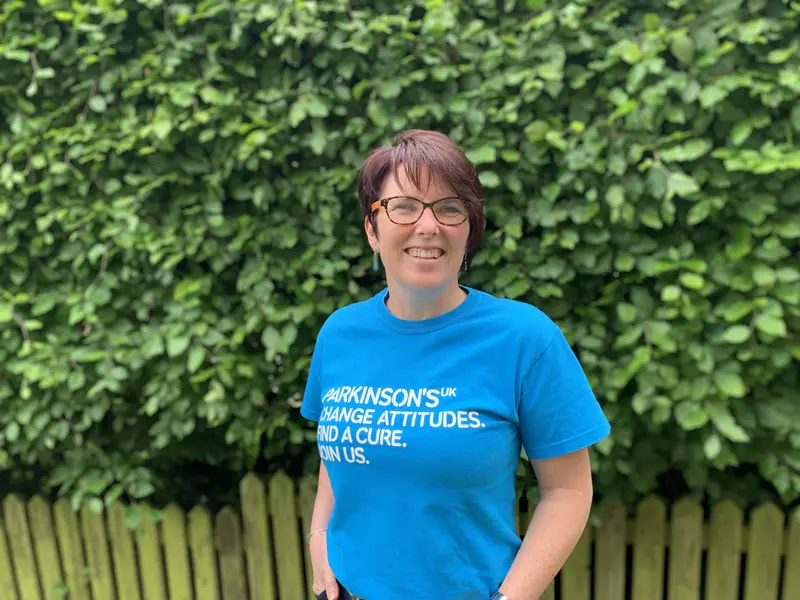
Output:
[1, 0, 798, 511]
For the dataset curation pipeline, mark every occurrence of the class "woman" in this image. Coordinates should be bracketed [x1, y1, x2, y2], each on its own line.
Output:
[300, 130, 610, 600]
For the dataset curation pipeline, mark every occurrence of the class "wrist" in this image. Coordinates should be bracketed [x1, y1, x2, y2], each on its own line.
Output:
[306, 527, 327, 542]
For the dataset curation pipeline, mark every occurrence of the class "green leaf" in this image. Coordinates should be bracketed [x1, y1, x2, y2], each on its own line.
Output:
[687, 200, 711, 225]
[670, 35, 695, 64]
[0, 302, 12, 323]
[467, 146, 496, 164]
[479, 171, 501, 188]
[675, 402, 708, 430]
[366, 100, 389, 127]
[755, 314, 787, 337]
[166, 336, 191, 357]
[88, 498, 104, 514]
[792, 102, 800, 133]
[262, 327, 282, 353]
[187, 346, 205, 373]
[152, 120, 172, 139]
[605, 184, 625, 208]
[660, 140, 711, 162]
[141, 334, 164, 358]
[616, 302, 637, 323]
[767, 47, 794, 63]
[128, 480, 155, 499]
[305, 95, 330, 117]
[722, 325, 750, 344]
[288, 101, 306, 127]
[667, 172, 700, 197]
[621, 42, 643, 64]
[505, 279, 531, 299]
[679, 272, 705, 290]
[699, 84, 728, 108]
[713, 372, 747, 398]
[6, 422, 20, 442]
[708, 405, 750, 442]
[661, 285, 681, 302]
[752, 265, 776, 286]
[730, 121, 752, 146]
[704, 433, 721, 460]
[88, 96, 107, 112]
[643, 13, 661, 31]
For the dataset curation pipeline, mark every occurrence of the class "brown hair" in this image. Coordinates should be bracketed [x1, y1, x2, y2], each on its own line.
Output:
[356, 129, 485, 266]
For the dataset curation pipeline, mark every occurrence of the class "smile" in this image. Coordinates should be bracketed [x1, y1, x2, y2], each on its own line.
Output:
[405, 248, 444, 259]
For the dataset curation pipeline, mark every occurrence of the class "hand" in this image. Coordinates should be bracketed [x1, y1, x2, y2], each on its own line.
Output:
[309, 532, 339, 600]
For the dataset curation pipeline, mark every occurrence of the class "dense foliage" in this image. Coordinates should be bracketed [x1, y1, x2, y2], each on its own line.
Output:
[0, 0, 798, 512]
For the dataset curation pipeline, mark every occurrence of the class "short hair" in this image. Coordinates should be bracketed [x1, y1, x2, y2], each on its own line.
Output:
[356, 129, 485, 267]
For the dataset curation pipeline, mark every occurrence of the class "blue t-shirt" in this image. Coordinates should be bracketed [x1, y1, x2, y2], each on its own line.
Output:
[300, 286, 610, 600]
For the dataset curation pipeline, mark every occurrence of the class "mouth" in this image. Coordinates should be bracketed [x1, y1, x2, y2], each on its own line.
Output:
[404, 247, 445, 260]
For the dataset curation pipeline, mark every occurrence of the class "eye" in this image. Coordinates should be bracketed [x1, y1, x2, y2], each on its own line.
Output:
[436, 201, 467, 214]
[388, 198, 420, 211]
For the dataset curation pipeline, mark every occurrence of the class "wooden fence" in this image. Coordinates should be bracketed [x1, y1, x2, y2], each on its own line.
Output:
[0, 472, 798, 600]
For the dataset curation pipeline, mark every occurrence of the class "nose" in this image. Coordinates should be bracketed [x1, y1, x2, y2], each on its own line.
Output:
[415, 206, 440, 235]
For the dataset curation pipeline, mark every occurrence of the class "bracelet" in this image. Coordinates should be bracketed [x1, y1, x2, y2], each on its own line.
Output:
[306, 528, 327, 540]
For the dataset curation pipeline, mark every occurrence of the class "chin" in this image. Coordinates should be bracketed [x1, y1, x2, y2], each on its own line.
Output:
[395, 270, 453, 291]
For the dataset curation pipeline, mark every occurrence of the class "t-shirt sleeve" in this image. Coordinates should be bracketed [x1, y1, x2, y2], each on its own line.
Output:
[518, 327, 610, 460]
[300, 334, 324, 422]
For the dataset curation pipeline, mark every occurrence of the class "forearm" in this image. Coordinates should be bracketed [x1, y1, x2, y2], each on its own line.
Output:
[310, 462, 335, 533]
[498, 487, 593, 600]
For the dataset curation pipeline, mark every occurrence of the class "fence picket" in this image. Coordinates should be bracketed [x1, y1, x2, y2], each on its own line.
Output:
[631, 496, 666, 600]
[0, 513, 20, 600]
[108, 502, 143, 600]
[667, 497, 702, 600]
[560, 527, 591, 600]
[136, 503, 168, 600]
[240, 473, 275, 600]
[704, 500, 742, 600]
[743, 503, 784, 600]
[4, 495, 43, 600]
[782, 513, 800, 600]
[594, 499, 626, 600]
[216, 508, 249, 600]
[188, 506, 220, 600]
[81, 504, 117, 600]
[28, 497, 63, 600]
[298, 475, 318, 600]
[540, 581, 555, 600]
[53, 499, 90, 600]
[162, 504, 193, 600]
[270, 472, 306, 600]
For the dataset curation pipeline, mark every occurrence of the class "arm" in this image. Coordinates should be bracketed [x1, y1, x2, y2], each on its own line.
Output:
[497, 448, 594, 600]
[310, 461, 335, 534]
[309, 461, 341, 598]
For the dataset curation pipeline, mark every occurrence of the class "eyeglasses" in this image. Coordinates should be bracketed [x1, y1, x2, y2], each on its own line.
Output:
[370, 196, 469, 226]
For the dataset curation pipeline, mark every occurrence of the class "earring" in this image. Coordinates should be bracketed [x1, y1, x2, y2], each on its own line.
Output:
[373, 250, 379, 272]
[462, 253, 468, 272]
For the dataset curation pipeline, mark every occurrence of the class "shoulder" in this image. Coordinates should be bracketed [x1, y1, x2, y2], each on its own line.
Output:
[464, 287, 568, 373]
[470, 288, 561, 345]
[316, 293, 380, 340]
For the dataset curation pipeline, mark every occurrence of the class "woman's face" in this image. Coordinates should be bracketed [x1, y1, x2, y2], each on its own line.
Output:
[365, 167, 470, 293]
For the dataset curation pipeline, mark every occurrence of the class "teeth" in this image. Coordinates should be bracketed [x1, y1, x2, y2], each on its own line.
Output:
[407, 248, 443, 259]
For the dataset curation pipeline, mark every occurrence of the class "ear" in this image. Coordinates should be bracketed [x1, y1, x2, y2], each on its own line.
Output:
[364, 215, 379, 251]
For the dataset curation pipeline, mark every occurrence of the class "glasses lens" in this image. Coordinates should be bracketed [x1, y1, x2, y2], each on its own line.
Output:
[386, 197, 423, 224]
[433, 198, 468, 225]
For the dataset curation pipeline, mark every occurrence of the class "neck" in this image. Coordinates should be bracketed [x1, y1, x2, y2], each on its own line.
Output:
[384, 280, 467, 321]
